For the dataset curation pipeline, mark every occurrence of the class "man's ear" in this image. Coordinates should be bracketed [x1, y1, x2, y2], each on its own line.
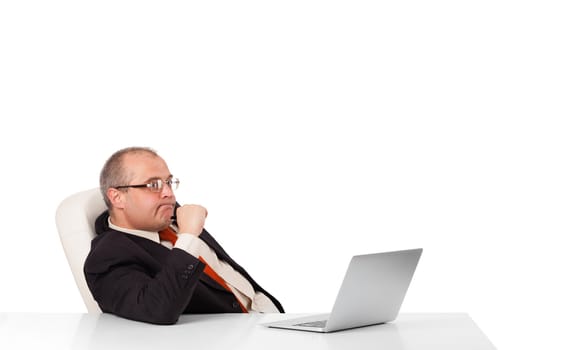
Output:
[107, 188, 126, 209]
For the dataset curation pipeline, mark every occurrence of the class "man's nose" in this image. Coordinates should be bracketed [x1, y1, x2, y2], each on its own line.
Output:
[160, 182, 174, 196]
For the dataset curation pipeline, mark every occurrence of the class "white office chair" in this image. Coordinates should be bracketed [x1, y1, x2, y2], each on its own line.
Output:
[55, 188, 106, 313]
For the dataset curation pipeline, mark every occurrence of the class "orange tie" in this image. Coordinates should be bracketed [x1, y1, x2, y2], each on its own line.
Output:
[158, 227, 248, 313]
[158, 227, 178, 245]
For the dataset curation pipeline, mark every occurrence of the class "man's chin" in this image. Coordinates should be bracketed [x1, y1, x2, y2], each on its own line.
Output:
[160, 215, 173, 226]
[153, 218, 172, 232]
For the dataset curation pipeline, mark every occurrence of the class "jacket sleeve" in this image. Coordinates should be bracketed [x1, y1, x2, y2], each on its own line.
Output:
[84, 233, 206, 325]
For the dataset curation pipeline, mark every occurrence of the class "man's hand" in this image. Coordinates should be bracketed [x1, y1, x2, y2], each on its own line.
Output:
[175, 204, 207, 236]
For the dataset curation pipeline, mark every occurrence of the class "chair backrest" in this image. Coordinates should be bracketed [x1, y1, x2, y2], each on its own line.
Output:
[55, 188, 106, 313]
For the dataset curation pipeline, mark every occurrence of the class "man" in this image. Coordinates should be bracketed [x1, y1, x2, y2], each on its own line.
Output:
[84, 147, 284, 324]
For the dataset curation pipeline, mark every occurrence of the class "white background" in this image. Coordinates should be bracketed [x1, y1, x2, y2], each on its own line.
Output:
[1, 1, 562, 349]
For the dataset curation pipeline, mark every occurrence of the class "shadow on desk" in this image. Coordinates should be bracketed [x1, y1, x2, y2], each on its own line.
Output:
[66, 313, 494, 350]
[69, 313, 406, 350]
[71, 314, 238, 349]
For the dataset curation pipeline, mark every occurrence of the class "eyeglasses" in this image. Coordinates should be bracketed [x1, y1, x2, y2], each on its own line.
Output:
[114, 178, 180, 193]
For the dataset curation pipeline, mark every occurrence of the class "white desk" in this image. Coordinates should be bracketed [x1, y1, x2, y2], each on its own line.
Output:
[0, 313, 495, 349]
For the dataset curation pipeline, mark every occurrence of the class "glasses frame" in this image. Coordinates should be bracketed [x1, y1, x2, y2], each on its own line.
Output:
[114, 177, 180, 193]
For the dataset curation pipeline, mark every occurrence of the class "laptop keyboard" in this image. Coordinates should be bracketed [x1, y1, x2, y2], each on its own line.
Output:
[294, 320, 327, 328]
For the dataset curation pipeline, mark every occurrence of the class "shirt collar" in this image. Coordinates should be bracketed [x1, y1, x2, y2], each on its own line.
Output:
[108, 217, 161, 244]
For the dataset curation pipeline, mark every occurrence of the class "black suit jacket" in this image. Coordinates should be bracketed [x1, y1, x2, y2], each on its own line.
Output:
[84, 211, 284, 324]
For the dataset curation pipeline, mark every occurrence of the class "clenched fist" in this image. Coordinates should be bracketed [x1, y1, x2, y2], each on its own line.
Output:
[175, 204, 207, 236]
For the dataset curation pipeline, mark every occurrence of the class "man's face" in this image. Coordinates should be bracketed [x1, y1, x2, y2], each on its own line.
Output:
[114, 152, 177, 232]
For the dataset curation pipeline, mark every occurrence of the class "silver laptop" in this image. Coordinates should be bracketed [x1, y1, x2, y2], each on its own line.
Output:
[263, 248, 423, 333]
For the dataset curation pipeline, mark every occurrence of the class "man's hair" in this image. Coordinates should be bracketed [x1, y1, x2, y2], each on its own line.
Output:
[99, 146, 159, 208]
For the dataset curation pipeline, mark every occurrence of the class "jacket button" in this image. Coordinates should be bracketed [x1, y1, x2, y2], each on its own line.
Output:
[187, 264, 194, 270]
[232, 301, 239, 309]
